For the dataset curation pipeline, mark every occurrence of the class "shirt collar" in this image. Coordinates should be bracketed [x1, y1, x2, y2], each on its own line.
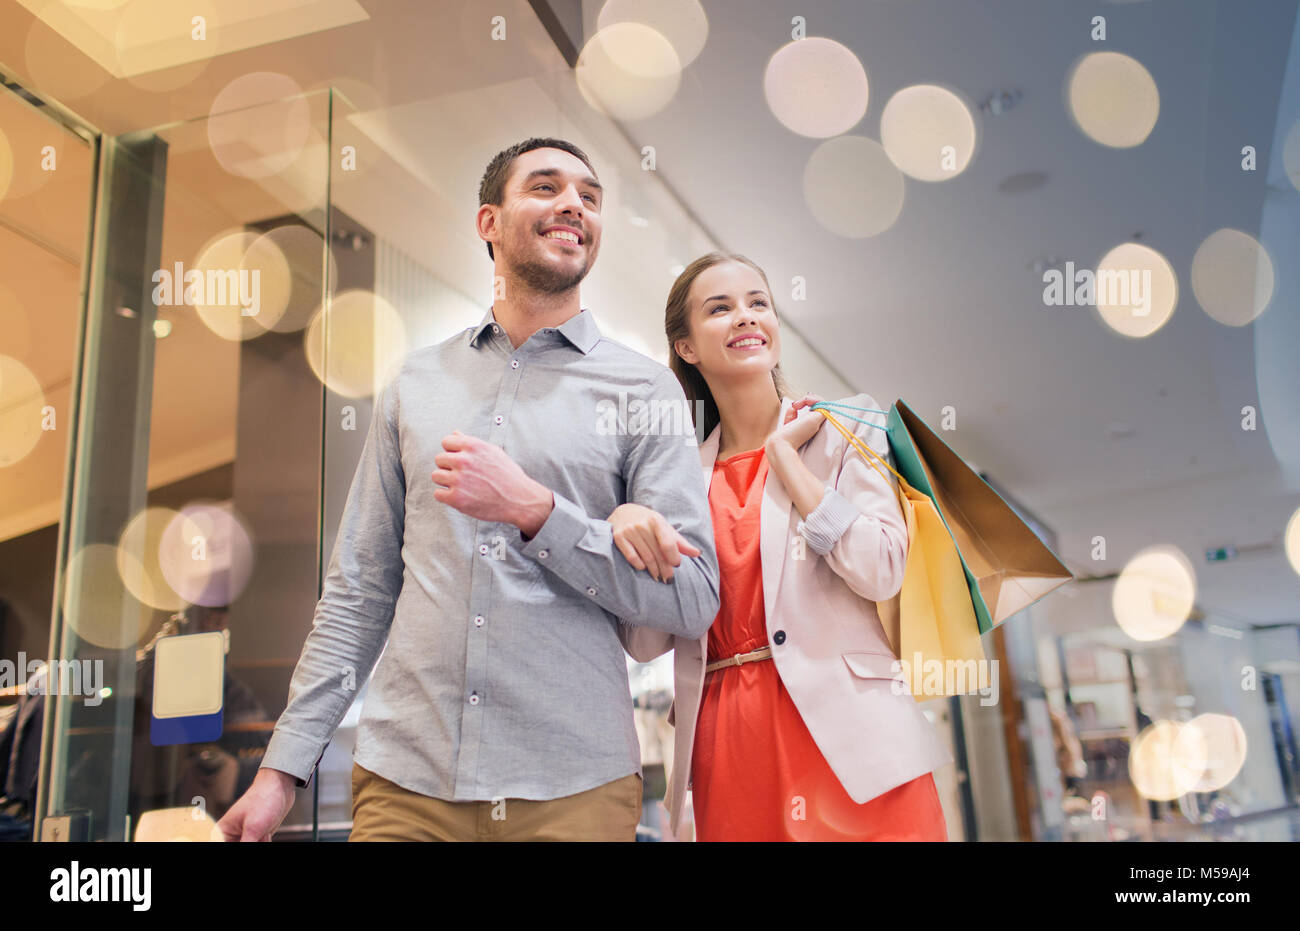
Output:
[469, 306, 601, 355]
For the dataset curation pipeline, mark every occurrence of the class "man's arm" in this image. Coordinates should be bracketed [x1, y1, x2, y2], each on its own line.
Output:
[518, 371, 719, 639]
[259, 381, 406, 787]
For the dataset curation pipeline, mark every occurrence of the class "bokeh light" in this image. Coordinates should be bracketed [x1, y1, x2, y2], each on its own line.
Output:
[116, 507, 188, 613]
[1067, 51, 1160, 148]
[1095, 242, 1178, 338]
[0, 355, 46, 468]
[244, 225, 337, 334]
[304, 290, 409, 398]
[134, 807, 224, 842]
[1129, 719, 1208, 801]
[62, 0, 132, 9]
[207, 72, 311, 180]
[1282, 119, 1300, 193]
[158, 503, 254, 608]
[1190, 228, 1275, 326]
[803, 135, 904, 238]
[0, 128, 13, 203]
[116, 0, 219, 92]
[0, 105, 63, 202]
[1285, 506, 1300, 577]
[190, 230, 288, 341]
[1112, 544, 1196, 641]
[1185, 713, 1247, 792]
[764, 37, 868, 138]
[880, 84, 978, 181]
[576, 23, 682, 121]
[597, 0, 709, 68]
[63, 543, 155, 649]
[264, 127, 330, 217]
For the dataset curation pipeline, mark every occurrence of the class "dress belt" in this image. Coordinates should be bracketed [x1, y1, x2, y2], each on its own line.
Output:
[704, 645, 772, 673]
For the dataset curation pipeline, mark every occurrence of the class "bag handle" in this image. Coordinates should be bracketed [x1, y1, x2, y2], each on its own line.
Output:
[814, 408, 909, 488]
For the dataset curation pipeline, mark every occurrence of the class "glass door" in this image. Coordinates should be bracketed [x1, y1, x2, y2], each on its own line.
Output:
[0, 72, 97, 843]
[36, 87, 334, 842]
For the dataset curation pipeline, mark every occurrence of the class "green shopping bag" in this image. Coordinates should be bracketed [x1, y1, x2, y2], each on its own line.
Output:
[814, 399, 1073, 633]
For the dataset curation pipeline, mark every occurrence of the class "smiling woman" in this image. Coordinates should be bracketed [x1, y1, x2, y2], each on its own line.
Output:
[613, 249, 952, 841]
[665, 253, 791, 445]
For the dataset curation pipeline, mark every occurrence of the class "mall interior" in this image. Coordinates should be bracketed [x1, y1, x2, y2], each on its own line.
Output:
[0, 0, 1298, 842]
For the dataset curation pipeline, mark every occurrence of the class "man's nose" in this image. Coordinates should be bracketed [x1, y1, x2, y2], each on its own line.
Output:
[555, 183, 584, 216]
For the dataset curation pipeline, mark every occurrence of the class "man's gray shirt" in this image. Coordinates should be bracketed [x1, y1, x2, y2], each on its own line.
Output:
[261, 307, 719, 801]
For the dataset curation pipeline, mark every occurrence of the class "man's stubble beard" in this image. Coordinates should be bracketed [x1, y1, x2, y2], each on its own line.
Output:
[506, 234, 591, 295]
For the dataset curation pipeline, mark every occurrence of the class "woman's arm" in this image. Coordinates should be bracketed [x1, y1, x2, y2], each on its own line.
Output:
[767, 394, 908, 602]
[763, 395, 832, 519]
[608, 502, 693, 660]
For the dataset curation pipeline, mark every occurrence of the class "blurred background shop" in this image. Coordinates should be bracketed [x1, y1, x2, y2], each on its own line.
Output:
[1, 0, 1298, 842]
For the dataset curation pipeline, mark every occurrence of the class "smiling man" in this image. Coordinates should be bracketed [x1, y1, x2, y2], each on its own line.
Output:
[217, 138, 719, 842]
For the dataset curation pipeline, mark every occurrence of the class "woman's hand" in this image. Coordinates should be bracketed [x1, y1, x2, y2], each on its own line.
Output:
[607, 503, 702, 583]
[768, 394, 827, 451]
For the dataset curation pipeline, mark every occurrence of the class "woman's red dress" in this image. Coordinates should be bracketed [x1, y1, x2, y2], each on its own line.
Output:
[690, 446, 947, 841]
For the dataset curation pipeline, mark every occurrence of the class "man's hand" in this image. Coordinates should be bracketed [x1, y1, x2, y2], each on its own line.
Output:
[432, 430, 554, 536]
[608, 503, 701, 582]
[216, 768, 298, 842]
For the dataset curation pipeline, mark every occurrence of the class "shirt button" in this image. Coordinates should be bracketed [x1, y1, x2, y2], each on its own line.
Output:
[586, 587, 597, 597]
[492, 324, 500, 334]
[474, 614, 484, 627]
[469, 692, 480, 705]
[494, 414, 504, 425]
[511, 359, 519, 369]
[478, 544, 488, 556]
[773, 630, 786, 645]
[538, 549, 548, 559]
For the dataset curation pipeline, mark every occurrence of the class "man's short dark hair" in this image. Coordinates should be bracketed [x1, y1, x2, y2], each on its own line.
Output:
[478, 137, 597, 260]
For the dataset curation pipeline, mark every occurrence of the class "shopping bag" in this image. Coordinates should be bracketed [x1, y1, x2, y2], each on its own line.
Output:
[816, 399, 1073, 634]
[816, 411, 986, 699]
[887, 400, 1072, 632]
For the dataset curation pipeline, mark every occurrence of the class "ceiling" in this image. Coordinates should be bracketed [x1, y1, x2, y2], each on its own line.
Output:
[565, 0, 1300, 625]
[0, 0, 1298, 625]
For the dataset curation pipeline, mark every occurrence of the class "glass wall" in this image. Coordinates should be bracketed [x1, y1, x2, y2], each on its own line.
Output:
[34, 88, 333, 841]
[0, 77, 96, 843]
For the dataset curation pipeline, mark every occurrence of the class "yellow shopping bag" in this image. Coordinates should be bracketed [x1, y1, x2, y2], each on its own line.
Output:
[817, 410, 986, 699]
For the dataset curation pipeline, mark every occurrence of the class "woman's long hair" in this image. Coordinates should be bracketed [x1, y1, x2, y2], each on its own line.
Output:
[665, 252, 792, 442]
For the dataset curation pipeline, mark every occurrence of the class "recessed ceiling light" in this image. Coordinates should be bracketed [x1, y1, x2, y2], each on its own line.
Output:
[978, 88, 1023, 116]
[998, 170, 1048, 194]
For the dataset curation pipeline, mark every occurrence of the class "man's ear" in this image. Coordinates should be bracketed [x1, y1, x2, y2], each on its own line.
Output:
[673, 338, 698, 365]
[476, 203, 499, 254]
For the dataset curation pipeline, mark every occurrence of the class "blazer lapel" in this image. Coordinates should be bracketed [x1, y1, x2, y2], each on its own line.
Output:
[700, 422, 720, 490]
[692, 423, 722, 659]
[759, 396, 794, 632]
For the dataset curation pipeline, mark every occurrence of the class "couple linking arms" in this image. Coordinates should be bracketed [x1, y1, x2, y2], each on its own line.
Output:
[217, 138, 950, 843]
